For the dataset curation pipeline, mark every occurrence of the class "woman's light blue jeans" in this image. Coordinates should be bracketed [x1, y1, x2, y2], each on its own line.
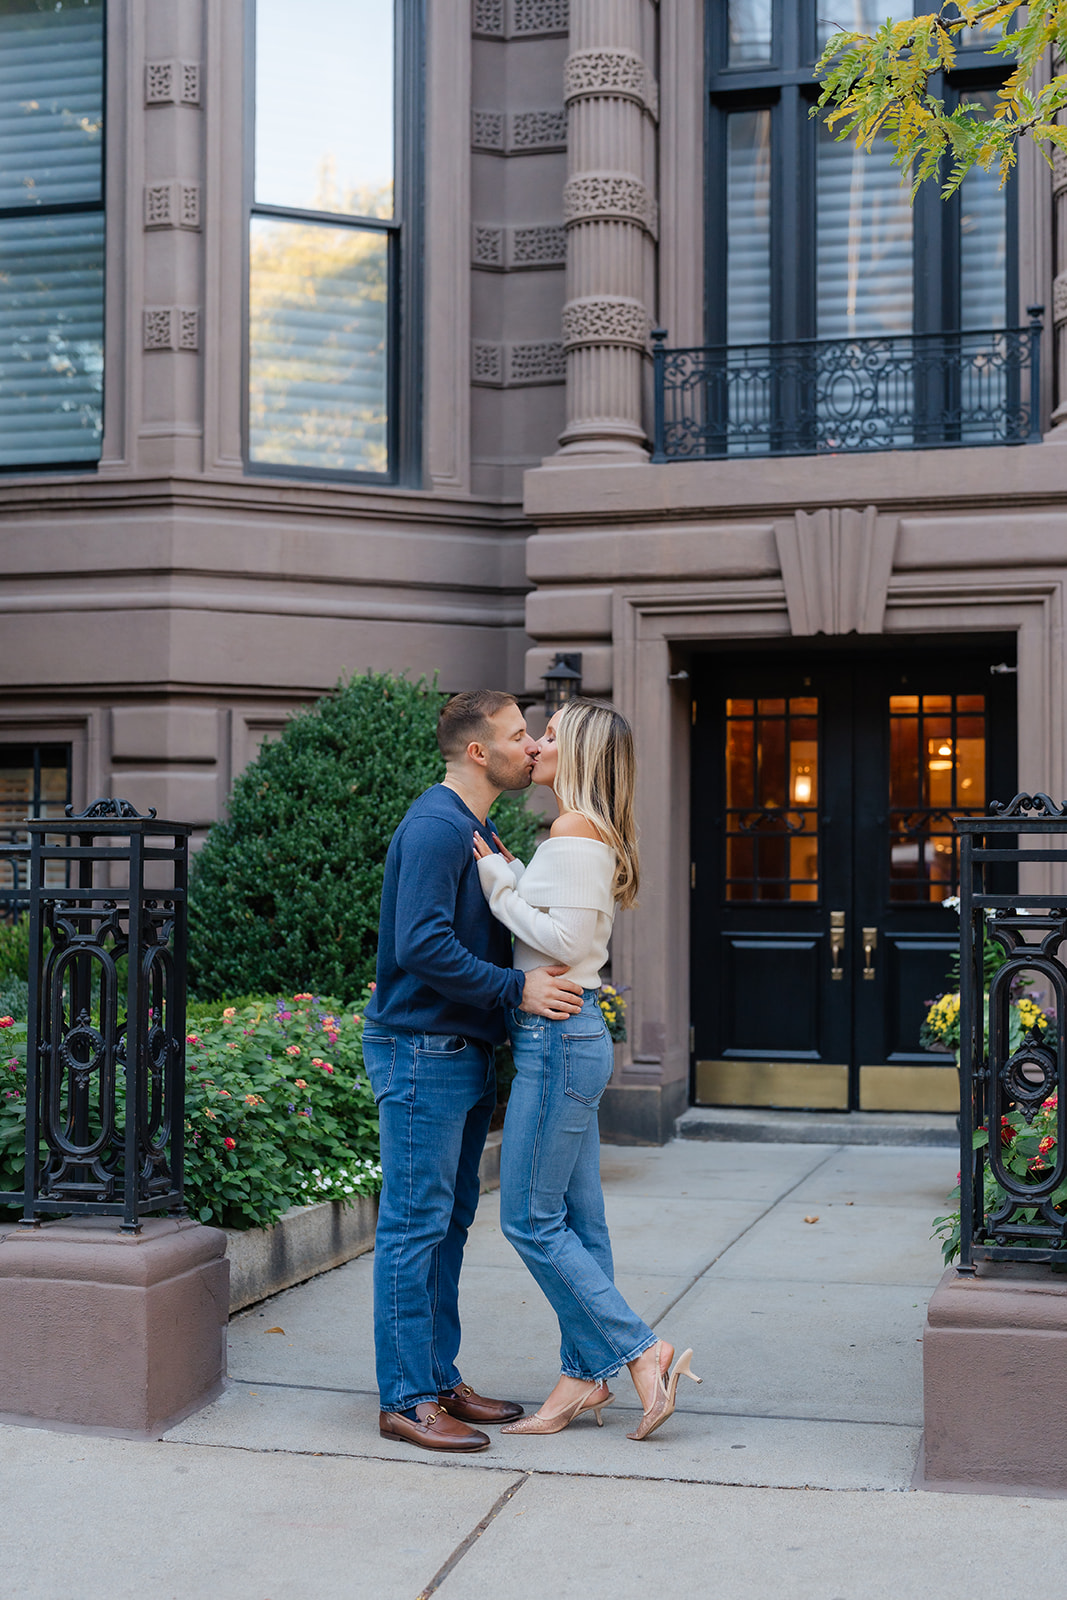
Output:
[362, 1028, 496, 1414]
[500, 990, 656, 1383]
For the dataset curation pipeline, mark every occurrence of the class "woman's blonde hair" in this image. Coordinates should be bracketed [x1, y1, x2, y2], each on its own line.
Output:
[554, 699, 640, 909]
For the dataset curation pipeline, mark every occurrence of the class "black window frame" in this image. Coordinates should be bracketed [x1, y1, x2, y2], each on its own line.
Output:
[0, 742, 73, 919]
[705, 1, 1018, 346]
[0, 0, 107, 477]
[243, 0, 425, 489]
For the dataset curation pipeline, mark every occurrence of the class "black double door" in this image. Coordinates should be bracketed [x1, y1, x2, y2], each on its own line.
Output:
[690, 646, 1016, 1112]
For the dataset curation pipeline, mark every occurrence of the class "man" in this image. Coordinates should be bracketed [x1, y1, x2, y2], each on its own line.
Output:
[363, 689, 584, 1452]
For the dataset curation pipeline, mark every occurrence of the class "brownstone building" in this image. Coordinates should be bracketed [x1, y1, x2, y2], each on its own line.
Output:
[2, 0, 1065, 1140]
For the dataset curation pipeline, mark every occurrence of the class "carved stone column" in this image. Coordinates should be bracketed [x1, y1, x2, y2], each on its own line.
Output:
[557, 0, 658, 457]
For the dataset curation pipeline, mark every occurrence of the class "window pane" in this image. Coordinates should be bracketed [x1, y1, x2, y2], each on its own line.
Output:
[728, 0, 771, 65]
[817, 119, 913, 338]
[0, 0, 103, 210]
[727, 110, 771, 345]
[249, 216, 388, 474]
[255, 0, 394, 218]
[0, 211, 103, 466]
[960, 92, 1006, 329]
[819, 3, 913, 50]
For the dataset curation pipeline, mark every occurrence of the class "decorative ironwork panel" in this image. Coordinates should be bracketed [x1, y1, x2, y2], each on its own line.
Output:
[0, 798, 191, 1231]
[651, 315, 1044, 461]
[956, 796, 1067, 1270]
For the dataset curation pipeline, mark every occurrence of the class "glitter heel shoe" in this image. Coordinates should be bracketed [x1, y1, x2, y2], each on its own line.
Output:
[501, 1382, 614, 1435]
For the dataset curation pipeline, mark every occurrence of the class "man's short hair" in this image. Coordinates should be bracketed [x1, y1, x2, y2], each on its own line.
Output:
[437, 690, 518, 759]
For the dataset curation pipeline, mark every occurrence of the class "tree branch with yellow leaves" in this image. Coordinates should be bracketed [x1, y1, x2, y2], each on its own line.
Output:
[815, 3, 1067, 196]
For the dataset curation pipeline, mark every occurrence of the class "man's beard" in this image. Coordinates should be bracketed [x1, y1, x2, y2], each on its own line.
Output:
[486, 752, 533, 792]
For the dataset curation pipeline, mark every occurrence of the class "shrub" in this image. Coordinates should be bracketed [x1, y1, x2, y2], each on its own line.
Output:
[0, 915, 30, 985]
[188, 672, 537, 1001]
[0, 995, 381, 1231]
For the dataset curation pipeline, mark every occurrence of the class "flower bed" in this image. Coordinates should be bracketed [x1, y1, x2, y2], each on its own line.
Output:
[0, 993, 381, 1231]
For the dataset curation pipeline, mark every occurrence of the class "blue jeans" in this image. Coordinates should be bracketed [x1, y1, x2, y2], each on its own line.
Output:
[362, 1028, 496, 1413]
[500, 991, 656, 1383]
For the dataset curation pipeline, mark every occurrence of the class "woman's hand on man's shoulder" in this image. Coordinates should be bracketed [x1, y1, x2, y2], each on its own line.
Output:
[550, 812, 606, 842]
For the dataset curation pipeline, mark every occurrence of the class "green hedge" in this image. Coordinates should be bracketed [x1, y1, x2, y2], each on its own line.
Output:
[188, 672, 537, 1001]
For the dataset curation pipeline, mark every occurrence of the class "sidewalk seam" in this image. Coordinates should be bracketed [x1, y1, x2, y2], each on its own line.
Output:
[649, 1144, 845, 1328]
[414, 1471, 530, 1598]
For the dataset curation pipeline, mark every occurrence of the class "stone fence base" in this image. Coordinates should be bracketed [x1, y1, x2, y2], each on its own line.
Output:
[923, 1263, 1067, 1495]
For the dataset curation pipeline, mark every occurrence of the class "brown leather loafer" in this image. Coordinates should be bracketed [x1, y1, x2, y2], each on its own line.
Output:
[379, 1403, 491, 1452]
[436, 1382, 524, 1425]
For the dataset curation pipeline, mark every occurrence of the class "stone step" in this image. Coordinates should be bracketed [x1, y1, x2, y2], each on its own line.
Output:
[675, 1105, 958, 1148]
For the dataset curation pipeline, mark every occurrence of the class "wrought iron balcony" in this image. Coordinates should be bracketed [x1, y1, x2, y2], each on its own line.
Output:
[651, 310, 1044, 462]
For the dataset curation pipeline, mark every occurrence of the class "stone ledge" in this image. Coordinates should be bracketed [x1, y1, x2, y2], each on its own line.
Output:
[676, 1107, 958, 1147]
[225, 1131, 503, 1313]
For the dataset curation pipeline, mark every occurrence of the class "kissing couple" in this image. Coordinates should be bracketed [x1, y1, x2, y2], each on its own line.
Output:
[362, 689, 699, 1452]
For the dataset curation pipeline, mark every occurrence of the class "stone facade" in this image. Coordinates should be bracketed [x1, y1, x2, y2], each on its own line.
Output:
[3, 0, 1066, 1139]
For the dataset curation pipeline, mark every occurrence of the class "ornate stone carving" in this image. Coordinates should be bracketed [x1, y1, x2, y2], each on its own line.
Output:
[179, 183, 201, 229]
[1054, 272, 1067, 326]
[143, 308, 200, 352]
[471, 110, 505, 150]
[472, 341, 504, 385]
[472, 0, 506, 34]
[563, 173, 658, 238]
[510, 224, 566, 267]
[143, 182, 201, 231]
[145, 61, 201, 106]
[472, 224, 566, 270]
[507, 341, 565, 384]
[145, 61, 174, 103]
[472, 225, 505, 268]
[563, 49, 658, 118]
[144, 183, 174, 229]
[511, 0, 568, 35]
[510, 109, 568, 151]
[561, 296, 649, 352]
[178, 309, 200, 351]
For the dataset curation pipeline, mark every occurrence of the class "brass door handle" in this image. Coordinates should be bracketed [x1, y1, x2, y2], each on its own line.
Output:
[862, 927, 878, 981]
[830, 911, 845, 981]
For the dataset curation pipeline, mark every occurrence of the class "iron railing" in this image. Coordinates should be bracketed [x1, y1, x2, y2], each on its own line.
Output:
[651, 310, 1044, 461]
[0, 798, 190, 1231]
[956, 794, 1067, 1272]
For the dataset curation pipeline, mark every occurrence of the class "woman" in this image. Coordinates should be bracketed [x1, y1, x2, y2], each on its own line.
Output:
[472, 699, 699, 1440]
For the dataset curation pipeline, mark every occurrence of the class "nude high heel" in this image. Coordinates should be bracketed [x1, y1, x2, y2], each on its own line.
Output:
[626, 1343, 701, 1441]
[501, 1382, 615, 1435]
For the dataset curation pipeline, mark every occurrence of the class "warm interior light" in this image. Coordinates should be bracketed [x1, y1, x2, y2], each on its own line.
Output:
[937, 744, 953, 757]
[928, 760, 953, 772]
[792, 764, 812, 804]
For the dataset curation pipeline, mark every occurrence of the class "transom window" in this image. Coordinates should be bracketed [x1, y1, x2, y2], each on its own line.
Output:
[248, 0, 421, 483]
[0, 0, 105, 471]
[708, 2, 1016, 347]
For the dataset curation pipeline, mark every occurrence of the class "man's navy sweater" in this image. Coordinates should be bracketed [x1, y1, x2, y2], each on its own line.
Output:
[364, 785, 525, 1045]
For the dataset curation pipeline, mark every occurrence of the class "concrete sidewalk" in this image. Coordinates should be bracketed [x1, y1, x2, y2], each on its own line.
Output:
[4, 1139, 1067, 1599]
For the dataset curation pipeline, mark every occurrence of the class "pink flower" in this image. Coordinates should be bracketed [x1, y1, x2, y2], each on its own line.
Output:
[223, 1137, 236, 1150]
[326, 1031, 339, 1045]
[279, 1011, 292, 1021]
[352, 1014, 361, 1024]
[321, 1064, 334, 1075]
[294, 1079, 307, 1089]
[311, 1057, 324, 1067]
[222, 1007, 236, 1020]
[286, 1045, 301, 1057]
[368, 982, 377, 992]
[186, 1034, 199, 1045]
[0, 1017, 14, 1029]
[293, 993, 313, 1001]
[1040, 1135, 1055, 1154]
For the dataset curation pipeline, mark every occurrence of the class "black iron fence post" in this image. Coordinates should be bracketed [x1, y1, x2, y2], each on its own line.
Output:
[4, 798, 190, 1233]
[650, 327, 667, 462]
[1027, 305, 1044, 445]
[955, 793, 1067, 1271]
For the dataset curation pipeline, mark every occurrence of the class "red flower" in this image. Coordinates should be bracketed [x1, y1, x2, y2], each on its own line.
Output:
[223, 1136, 236, 1150]
[1001, 1117, 1016, 1145]
[322, 1064, 334, 1074]
[1040, 1135, 1055, 1154]
[0, 1017, 14, 1029]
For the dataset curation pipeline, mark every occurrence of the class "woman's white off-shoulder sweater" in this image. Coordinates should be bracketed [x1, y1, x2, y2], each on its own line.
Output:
[475, 836, 618, 990]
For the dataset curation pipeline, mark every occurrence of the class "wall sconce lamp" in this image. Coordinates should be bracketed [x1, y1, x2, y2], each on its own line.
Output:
[541, 652, 583, 717]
